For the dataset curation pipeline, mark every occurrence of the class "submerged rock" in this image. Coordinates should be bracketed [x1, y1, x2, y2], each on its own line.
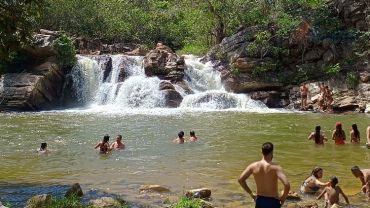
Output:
[25, 194, 52, 208]
[139, 185, 171, 193]
[185, 188, 211, 199]
[89, 197, 126, 208]
[65, 183, 83, 198]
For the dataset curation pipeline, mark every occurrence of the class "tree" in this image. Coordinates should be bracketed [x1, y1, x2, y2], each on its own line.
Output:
[0, 0, 45, 61]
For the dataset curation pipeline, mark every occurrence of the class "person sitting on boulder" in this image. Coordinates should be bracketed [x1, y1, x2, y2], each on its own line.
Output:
[173, 131, 185, 144]
[95, 134, 111, 154]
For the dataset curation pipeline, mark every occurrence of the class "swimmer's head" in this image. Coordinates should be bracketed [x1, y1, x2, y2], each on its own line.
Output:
[178, 131, 184, 138]
[311, 167, 323, 178]
[40, 143, 47, 150]
[190, 131, 195, 136]
[103, 134, 110, 142]
[116, 135, 122, 141]
[330, 176, 338, 187]
[351, 165, 362, 177]
[315, 125, 321, 132]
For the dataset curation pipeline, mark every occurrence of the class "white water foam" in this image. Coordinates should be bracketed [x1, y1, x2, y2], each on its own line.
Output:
[67, 54, 285, 114]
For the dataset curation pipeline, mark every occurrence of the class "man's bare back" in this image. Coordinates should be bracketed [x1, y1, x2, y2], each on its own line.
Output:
[238, 142, 290, 207]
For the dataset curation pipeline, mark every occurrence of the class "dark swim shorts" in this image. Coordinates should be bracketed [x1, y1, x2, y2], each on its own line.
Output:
[255, 195, 281, 208]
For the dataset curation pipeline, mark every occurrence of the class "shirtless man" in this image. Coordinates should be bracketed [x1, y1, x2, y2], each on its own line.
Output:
[238, 142, 290, 208]
[366, 126, 370, 148]
[188, 130, 198, 142]
[300, 83, 309, 110]
[173, 131, 185, 144]
[351, 166, 370, 197]
[110, 135, 125, 150]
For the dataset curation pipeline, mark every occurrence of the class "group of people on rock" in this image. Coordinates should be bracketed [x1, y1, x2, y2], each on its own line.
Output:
[308, 122, 370, 147]
[300, 82, 334, 112]
[238, 142, 370, 208]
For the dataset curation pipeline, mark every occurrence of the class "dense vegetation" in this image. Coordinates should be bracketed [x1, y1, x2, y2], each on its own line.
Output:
[0, 0, 368, 84]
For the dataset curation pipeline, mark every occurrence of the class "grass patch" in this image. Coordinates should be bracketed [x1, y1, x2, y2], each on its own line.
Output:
[171, 197, 203, 208]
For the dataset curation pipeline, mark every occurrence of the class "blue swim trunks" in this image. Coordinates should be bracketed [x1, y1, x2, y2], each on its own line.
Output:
[255, 195, 281, 208]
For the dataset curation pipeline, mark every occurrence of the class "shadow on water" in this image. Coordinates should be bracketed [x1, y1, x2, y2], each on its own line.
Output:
[0, 182, 142, 208]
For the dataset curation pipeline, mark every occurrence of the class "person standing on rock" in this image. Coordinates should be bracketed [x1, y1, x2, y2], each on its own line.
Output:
[318, 82, 326, 112]
[325, 86, 333, 113]
[350, 166, 370, 197]
[300, 83, 309, 110]
[238, 142, 290, 208]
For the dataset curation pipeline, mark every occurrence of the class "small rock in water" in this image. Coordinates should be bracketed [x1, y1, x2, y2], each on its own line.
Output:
[25, 194, 52, 208]
[284, 191, 302, 201]
[65, 183, 83, 197]
[185, 188, 211, 199]
[139, 185, 170, 193]
[89, 197, 125, 208]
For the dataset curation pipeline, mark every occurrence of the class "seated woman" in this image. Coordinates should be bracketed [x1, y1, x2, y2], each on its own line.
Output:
[350, 123, 360, 143]
[300, 167, 330, 194]
[308, 126, 327, 145]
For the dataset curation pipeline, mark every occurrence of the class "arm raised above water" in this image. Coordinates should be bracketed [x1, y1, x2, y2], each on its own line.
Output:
[238, 163, 256, 200]
[276, 166, 290, 205]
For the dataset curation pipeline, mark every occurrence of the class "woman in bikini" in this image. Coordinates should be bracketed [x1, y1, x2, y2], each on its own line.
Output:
[95, 134, 111, 154]
[308, 125, 327, 145]
[332, 122, 346, 145]
[350, 123, 360, 143]
[300, 167, 330, 194]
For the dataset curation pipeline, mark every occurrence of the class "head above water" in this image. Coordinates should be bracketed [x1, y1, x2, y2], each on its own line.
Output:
[116, 135, 122, 141]
[351, 165, 362, 177]
[178, 131, 184, 138]
[262, 142, 273, 156]
[103, 134, 110, 143]
[40, 143, 47, 150]
[311, 167, 323, 178]
[190, 131, 195, 136]
[330, 176, 338, 187]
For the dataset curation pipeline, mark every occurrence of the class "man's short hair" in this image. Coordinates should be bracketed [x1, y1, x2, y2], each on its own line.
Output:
[351, 165, 360, 172]
[262, 142, 274, 156]
[330, 176, 338, 186]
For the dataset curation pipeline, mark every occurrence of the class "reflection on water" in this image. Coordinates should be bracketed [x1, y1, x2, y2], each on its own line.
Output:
[0, 111, 369, 207]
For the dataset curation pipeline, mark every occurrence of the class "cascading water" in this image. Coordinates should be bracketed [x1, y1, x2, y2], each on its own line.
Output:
[69, 54, 269, 112]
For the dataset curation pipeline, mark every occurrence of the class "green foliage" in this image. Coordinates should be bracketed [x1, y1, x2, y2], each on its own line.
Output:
[0, 49, 33, 74]
[251, 62, 277, 78]
[346, 71, 359, 90]
[354, 31, 370, 58]
[230, 67, 240, 77]
[322, 63, 341, 76]
[0, 0, 45, 61]
[52, 34, 77, 68]
[177, 44, 209, 56]
[171, 197, 203, 208]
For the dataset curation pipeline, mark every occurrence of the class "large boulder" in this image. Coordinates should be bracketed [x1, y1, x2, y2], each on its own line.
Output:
[163, 89, 183, 108]
[65, 183, 83, 198]
[250, 91, 290, 108]
[0, 63, 65, 111]
[89, 197, 126, 208]
[224, 75, 283, 93]
[144, 43, 186, 81]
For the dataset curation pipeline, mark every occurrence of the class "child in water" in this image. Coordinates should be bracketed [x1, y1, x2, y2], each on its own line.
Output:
[317, 176, 349, 208]
[95, 134, 111, 154]
[37, 142, 49, 154]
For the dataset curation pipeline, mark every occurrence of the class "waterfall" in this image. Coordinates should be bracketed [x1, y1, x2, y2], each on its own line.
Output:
[68, 54, 269, 111]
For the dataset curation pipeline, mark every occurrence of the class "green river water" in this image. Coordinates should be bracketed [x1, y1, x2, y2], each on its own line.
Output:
[0, 110, 369, 207]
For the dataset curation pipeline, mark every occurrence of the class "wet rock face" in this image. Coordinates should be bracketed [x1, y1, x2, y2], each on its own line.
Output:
[143, 43, 186, 82]
[65, 183, 83, 198]
[334, 0, 369, 31]
[163, 89, 183, 108]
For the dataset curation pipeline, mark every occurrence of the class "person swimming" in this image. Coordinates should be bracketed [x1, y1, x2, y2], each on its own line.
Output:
[173, 131, 185, 144]
[188, 130, 198, 142]
[300, 167, 330, 194]
[95, 134, 111, 154]
[110, 134, 125, 150]
[332, 122, 346, 145]
[37, 142, 49, 154]
[308, 125, 327, 145]
[350, 123, 360, 143]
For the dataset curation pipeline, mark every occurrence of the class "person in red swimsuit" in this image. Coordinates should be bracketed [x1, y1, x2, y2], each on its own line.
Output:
[332, 122, 346, 145]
